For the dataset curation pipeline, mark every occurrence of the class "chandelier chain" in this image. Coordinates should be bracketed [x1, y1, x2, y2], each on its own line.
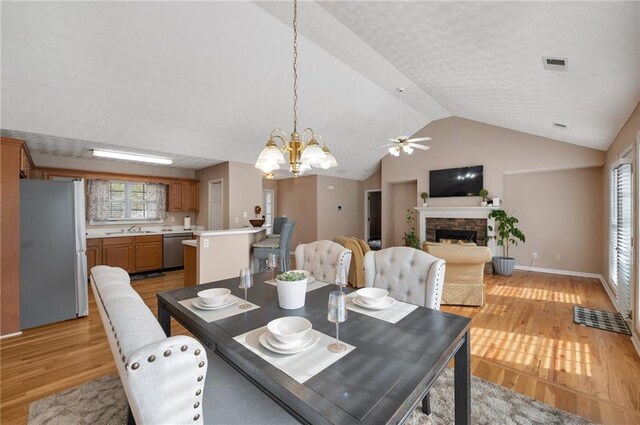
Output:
[292, 0, 298, 134]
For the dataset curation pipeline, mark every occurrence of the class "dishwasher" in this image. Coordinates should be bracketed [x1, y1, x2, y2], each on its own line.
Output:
[163, 232, 193, 269]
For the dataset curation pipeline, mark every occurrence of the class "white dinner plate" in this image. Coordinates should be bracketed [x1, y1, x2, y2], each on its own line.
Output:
[192, 297, 237, 310]
[353, 296, 396, 310]
[259, 331, 320, 355]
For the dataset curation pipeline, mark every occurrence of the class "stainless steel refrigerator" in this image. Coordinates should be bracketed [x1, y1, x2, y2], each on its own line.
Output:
[20, 180, 89, 330]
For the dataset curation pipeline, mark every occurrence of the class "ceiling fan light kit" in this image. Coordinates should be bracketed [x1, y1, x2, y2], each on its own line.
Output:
[380, 87, 432, 157]
[255, 0, 338, 177]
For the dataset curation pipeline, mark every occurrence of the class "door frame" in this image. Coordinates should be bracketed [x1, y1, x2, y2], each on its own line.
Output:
[208, 178, 224, 230]
[364, 189, 382, 244]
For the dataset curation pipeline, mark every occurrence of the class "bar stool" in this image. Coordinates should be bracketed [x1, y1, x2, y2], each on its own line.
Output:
[253, 221, 296, 272]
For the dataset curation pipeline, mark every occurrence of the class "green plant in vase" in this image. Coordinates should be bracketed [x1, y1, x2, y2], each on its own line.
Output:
[479, 189, 489, 206]
[403, 209, 420, 249]
[420, 192, 429, 206]
[486, 209, 525, 276]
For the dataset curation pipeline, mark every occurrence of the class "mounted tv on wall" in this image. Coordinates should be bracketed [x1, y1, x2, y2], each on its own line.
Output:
[429, 165, 483, 198]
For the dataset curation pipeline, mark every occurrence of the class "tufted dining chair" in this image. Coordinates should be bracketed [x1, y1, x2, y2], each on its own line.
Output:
[363, 247, 446, 310]
[294, 240, 352, 284]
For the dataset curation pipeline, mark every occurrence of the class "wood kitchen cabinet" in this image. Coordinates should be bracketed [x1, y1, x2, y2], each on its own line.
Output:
[102, 237, 135, 273]
[167, 181, 199, 212]
[86, 238, 103, 276]
[134, 235, 163, 272]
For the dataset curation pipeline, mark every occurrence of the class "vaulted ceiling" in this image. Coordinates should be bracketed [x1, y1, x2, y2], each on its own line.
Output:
[2, 1, 638, 179]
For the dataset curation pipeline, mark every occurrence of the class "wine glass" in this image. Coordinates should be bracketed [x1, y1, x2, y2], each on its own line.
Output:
[238, 268, 254, 310]
[334, 265, 347, 292]
[266, 253, 278, 281]
[327, 291, 347, 353]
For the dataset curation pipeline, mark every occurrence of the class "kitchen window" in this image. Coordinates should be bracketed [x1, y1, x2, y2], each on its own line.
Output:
[87, 180, 166, 224]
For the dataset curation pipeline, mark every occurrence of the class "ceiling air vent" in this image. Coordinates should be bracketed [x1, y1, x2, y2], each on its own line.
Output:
[542, 57, 568, 71]
[552, 122, 567, 130]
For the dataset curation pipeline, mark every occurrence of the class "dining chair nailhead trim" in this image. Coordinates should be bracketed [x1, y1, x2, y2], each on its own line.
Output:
[147, 355, 156, 363]
[181, 345, 188, 352]
[193, 414, 200, 421]
[198, 361, 205, 368]
[121, 355, 126, 362]
[197, 375, 203, 382]
[164, 350, 171, 357]
[196, 389, 201, 396]
[194, 402, 200, 409]
[131, 362, 140, 370]
[194, 349, 201, 356]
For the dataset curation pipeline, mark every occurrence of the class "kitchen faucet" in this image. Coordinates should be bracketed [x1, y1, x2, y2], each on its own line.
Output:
[127, 225, 140, 232]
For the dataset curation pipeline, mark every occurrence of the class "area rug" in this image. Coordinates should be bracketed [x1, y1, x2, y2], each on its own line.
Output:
[29, 369, 595, 425]
[129, 271, 165, 281]
[574, 305, 631, 336]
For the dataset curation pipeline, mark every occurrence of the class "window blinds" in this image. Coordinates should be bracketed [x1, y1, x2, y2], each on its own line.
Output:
[610, 160, 632, 318]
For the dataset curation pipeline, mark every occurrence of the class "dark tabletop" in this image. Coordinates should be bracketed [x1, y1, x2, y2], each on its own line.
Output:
[157, 272, 471, 425]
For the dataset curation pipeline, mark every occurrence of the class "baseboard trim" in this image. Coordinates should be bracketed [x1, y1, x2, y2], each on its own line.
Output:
[0, 331, 22, 340]
[514, 265, 602, 279]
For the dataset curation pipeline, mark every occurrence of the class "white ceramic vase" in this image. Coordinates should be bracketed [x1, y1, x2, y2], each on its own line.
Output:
[422, 202, 428, 207]
[481, 201, 488, 207]
[276, 278, 308, 309]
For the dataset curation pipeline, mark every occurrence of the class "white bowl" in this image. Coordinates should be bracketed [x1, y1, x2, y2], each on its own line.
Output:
[267, 316, 312, 345]
[197, 288, 231, 307]
[356, 288, 389, 306]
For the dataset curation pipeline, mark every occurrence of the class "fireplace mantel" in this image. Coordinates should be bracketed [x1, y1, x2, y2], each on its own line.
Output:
[414, 206, 501, 255]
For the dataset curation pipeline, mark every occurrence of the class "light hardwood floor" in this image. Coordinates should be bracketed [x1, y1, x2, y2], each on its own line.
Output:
[1, 270, 639, 424]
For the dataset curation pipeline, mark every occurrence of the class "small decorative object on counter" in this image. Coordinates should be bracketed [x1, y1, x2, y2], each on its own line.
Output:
[420, 192, 429, 207]
[479, 189, 489, 207]
[249, 205, 266, 227]
[276, 271, 308, 309]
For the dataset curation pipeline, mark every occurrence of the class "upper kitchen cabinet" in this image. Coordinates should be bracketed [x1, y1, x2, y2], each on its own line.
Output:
[167, 181, 199, 212]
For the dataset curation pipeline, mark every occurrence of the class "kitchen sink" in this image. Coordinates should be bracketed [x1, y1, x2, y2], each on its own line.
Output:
[105, 230, 157, 235]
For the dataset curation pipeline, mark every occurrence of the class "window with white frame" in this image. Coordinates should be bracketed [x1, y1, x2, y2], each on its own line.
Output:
[107, 181, 165, 221]
[610, 151, 633, 318]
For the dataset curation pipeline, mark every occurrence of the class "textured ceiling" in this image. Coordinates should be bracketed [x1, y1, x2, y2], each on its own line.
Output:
[2, 2, 638, 179]
[0, 129, 221, 170]
[319, 1, 640, 150]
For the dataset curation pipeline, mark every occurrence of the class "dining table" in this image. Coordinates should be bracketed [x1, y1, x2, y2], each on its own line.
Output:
[157, 271, 471, 425]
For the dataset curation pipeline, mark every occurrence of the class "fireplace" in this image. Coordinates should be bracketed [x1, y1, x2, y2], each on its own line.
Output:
[435, 228, 477, 244]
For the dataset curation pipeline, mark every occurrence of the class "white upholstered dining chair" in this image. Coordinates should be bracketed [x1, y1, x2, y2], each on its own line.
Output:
[294, 240, 352, 283]
[363, 247, 446, 310]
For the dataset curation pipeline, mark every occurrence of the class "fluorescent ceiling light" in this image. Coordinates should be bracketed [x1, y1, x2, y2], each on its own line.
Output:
[92, 149, 173, 165]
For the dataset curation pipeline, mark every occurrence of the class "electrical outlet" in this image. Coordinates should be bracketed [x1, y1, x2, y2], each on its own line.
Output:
[532, 252, 538, 259]
[555, 254, 561, 261]
[234, 217, 239, 224]
[203, 239, 209, 248]
[243, 211, 247, 218]
[170, 216, 175, 222]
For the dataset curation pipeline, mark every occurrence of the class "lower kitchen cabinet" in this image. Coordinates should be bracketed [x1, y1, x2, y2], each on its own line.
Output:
[89, 235, 164, 274]
[134, 235, 163, 272]
[86, 239, 103, 276]
[102, 237, 135, 273]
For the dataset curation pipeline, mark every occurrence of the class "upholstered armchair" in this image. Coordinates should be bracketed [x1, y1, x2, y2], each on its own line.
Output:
[294, 240, 352, 284]
[363, 247, 446, 310]
[423, 243, 492, 306]
[333, 236, 370, 288]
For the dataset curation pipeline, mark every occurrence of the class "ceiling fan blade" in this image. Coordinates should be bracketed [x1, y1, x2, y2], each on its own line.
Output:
[370, 143, 396, 150]
[388, 138, 401, 143]
[408, 143, 430, 151]
[407, 137, 432, 143]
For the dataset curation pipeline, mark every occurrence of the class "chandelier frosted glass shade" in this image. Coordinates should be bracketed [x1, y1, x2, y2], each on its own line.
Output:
[255, 139, 286, 172]
[321, 147, 338, 169]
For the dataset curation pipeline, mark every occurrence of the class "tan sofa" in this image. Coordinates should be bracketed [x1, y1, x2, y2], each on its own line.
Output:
[423, 243, 492, 306]
[333, 236, 370, 288]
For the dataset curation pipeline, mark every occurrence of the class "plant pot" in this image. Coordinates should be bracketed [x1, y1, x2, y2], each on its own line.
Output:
[492, 256, 516, 276]
[422, 202, 428, 207]
[276, 278, 308, 309]
[480, 201, 488, 207]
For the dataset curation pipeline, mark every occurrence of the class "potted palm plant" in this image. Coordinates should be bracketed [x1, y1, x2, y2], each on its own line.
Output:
[420, 192, 429, 207]
[276, 271, 308, 309]
[487, 209, 525, 276]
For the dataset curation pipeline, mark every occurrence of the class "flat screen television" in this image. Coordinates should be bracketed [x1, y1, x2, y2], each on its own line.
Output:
[429, 165, 483, 198]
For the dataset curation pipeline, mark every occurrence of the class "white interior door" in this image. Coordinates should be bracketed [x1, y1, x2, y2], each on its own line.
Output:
[209, 180, 223, 230]
[262, 189, 275, 232]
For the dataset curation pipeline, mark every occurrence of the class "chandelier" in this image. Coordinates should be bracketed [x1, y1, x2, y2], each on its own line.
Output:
[254, 0, 338, 177]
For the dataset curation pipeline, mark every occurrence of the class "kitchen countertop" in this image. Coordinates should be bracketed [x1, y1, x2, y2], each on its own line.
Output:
[182, 240, 197, 247]
[86, 226, 201, 239]
[194, 227, 267, 237]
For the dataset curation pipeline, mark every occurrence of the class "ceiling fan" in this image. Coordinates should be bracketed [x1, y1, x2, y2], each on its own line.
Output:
[375, 87, 431, 156]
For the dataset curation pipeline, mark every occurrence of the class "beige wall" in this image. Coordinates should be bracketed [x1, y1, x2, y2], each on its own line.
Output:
[386, 181, 417, 247]
[603, 102, 640, 336]
[228, 162, 263, 228]
[196, 162, 229, 228]
[363, 168, 381, 191]
[276, 176, 318, 247]
[381, 117, 607, 270]
[505, 167, 603, 273]
[31, 153, 197, 179]
[316, 175, 364, 241]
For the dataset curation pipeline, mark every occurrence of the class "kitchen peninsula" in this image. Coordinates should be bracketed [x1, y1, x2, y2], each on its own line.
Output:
[183, 227, 267, 285]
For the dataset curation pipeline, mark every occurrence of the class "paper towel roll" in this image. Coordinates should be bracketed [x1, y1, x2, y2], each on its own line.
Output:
[184, 216, 191, 230]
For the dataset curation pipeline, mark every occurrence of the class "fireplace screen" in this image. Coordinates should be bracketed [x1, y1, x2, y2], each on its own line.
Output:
[435, 228, 477, 244]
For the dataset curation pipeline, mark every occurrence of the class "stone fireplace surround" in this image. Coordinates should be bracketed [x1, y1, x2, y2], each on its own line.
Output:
[414, 206, 499, 256]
